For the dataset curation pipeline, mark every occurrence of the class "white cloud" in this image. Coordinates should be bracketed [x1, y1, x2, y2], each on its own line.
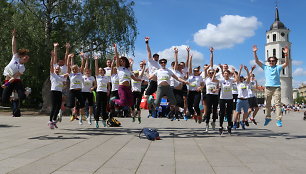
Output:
[293, 68, 306, 76]
[193, 15, 261, 49]
[292, 60, 303, 66]
[157, 45, 204, 67]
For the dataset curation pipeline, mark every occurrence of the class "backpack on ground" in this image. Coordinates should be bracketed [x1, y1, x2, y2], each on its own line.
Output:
[139, 128, 160, 141]
[107, 118, 121, 127]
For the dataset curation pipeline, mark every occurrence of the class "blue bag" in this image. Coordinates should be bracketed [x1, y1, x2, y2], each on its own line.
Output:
[139, 128, 160, 140]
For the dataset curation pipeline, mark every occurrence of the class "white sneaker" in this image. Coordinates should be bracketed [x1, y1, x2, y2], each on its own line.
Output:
[205, 123, 209, 133]
[57, 111, 62, 122]
[101, 120, 107, 127]
[79, 119, 83, 125]
[87, 115, 92, 125]
[48, 121, 54, 129]
[211, 122, 216, 130]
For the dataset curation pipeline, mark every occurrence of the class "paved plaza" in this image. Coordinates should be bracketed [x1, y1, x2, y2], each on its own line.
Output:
[0, 109, 306, 174]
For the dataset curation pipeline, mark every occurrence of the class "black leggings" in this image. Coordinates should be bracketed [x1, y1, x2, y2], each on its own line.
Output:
[205, 94, 219, 123]
[132, 91, 142, 111]
[2, 80, 26, 106]
[219, 99, 233, 128]
[67, 89, 85, 108]
[95, 91, 108, 121]
[173, 89, 184, 108]
[50, 91, 62, 121]
[187, 91, 201, 115]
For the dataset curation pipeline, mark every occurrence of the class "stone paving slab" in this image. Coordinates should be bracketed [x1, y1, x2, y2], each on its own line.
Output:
[0, 109, 306, 174]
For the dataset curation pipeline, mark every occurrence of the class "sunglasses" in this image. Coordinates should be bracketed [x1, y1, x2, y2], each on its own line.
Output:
[160, 62, 166, 64]
[193, 70, 199, 72]
[269, 60, 276, 62]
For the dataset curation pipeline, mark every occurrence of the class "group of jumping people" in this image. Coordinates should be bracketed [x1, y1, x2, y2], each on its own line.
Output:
[2, 30, 289, 135]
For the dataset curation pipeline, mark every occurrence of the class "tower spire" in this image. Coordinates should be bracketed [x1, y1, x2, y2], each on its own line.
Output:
[275, 6, 280, 21]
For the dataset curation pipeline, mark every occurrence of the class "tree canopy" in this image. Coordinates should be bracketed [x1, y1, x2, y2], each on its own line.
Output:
[0, 0, 137, 108]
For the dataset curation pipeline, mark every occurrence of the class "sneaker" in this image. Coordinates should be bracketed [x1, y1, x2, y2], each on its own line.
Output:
[87, 116, 92, 125]
[171, 117, 176, 121]
[138, 117, 141, 124]
[194, 116, 198, 123]
[233, 122, 237, 129]
[70, 115, 76, 121]
[95, 121, 99, 128]
[48, 121, 54, 129]
[250, 117, 257, 125]
[101, 120, 107, 127]
[184, 115, 188, 121]
[244, 121, 249, 127]
[224, 116, 228, 122]
[264, 118, 272, 126]
[57, 112, 62, 122]
[132, 117, 135, 122]
[240, 121, 245, 130]
[79, 119, 83, 125]
[276, 120, 283, 127]
[205, 123, 209, 133]
[219, 127, 223, 135]
[198, 116, 202, 124]
[227, 126, 232, 135]
[211, 122, 216, 130]
[52, 120, 58, 128]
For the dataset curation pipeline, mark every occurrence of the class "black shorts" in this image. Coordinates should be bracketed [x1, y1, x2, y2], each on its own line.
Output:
[68, 89, 85, 108]
[145, 80, 157, 95]
[82, 92, 94, 106]
[173, 89, 184, 108]
[182, 84, 188, 97]
[248, 97, 258, 108]
[202, 88, 207, 100]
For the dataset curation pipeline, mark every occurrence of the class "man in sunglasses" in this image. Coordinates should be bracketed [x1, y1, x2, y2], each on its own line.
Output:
[253, 45, 289, 127]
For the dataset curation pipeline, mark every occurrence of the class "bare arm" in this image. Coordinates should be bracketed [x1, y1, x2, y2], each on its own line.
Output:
[64, 43, 70, 66]
[282, 46, 289, 68]
[12, 29, 17, 55]
[174, 47, 179, 70]
[145, 37, 152, 61]
[67, 54, 72, 74]
[237, 65, 243, 82]
[244, 66, 251, 83]
[139, 60, 146, 78]
[114, 44, 120, 68]
[172, 74, 188, 84]
[131, 75, 142, 82]
[253, 45, 263, 68]
[80, 53, 85, 74]
[94, 56, 99, 76]
[209, 47, 214, 69]
[250, 65, 256, 75]
[50, 51, 54, 73]
[185, 46, 190, 72]
[111, 56, 116, 75]
[188, 54, 193, 75]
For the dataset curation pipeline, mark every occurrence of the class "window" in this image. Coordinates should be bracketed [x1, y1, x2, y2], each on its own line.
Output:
[267, 50, 269, 58]
[273, 34, 276, 41]
[282, 48, 285, 58]
[282, 68, 285, 75]
[273, 49, 276, 57]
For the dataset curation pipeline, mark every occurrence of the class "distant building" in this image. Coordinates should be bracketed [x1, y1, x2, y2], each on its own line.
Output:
[265, 7, 293, 104]
[298, 84, 306, 99]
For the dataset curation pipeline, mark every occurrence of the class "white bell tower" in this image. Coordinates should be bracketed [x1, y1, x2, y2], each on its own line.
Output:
[265, 7, 293, 104]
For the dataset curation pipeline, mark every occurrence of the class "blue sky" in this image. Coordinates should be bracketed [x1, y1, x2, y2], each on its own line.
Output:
[129, 0, 306, 88]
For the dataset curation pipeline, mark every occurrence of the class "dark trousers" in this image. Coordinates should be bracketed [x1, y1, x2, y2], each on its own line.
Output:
[132, 91, 142, 111]
[50, 91, 62, 121]
[67, 89, 85, 108]
[2, 81, 26, 106]
[95, 91, 108, 121]
[205, 94, 219, 123]
[219, 99, 233, 128]
[187, 91, 201, 115]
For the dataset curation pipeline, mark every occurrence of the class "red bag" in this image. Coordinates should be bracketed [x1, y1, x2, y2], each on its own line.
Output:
[140, 96, 148, 109]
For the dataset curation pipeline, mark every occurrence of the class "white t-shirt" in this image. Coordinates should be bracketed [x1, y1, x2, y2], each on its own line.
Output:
[154, 68, 174, 85]
[69, 73, 83, 89]
[132, 78, 142, 92]
[205, 78, 218, 95]
[148, 59, 160, 75]
[248, 80, 257, 98]
[232, 82, 238, 95]
[237, 82, 249, 99]
[81, 75, 95, 93]
[3, 54, 25, 79]
[50, 73, 66, 91]
[104, 67, 112, 77]
[219, 79, 233, 99]
[139, 69, 149, 82]
[117, 66, 132, 85]
[111, 74, 119, 91]
[187, 75, 203, 91]
[171, 70, 184, 88]
[96, 75, 110, 92]
[53, 64, 68, 75]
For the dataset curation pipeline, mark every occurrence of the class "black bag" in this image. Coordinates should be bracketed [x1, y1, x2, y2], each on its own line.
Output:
[107, 118, 121, 127]
[13, 108, 21, 117]
[139, 128, 160, 141]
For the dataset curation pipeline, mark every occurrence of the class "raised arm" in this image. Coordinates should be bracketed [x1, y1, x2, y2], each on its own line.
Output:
[145, 37, 152, 61]
[53, 43, 59, 66]
[250, 65, 256, 75]
[12, 29, 17, 55]
[237, 65, 243, 82]
[174, 47, 179, 70]
[139, 60, 146, 78]
[244, 66, 251, 83]
[282, 46, 289, 68]
[253, 45, 263, 68]
[50, 51, 54, 73]
[186, 46, 190, 71]
[209, 47, 214, 69]
[114, 44, 120, 68]
[94, 56, 99, 76]
[219, 64, 224, 76]
[129, 58, 134, 71]
[80, 53, 85, 74]
[67, 54, 73, 74]
[64, 43, 70, 66]
[111, 56, 116, 75]
[188, 54, 193, 75]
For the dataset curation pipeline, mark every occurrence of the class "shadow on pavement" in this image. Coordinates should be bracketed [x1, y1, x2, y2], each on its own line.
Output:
[0, 124, 19, 128]
[29, 135, 87, 140]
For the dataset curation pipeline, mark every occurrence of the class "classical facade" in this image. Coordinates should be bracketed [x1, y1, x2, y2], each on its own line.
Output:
[265, 7, 293, 104]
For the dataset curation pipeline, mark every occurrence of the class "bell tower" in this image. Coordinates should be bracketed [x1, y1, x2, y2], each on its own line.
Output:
[265, 6, 293, 104]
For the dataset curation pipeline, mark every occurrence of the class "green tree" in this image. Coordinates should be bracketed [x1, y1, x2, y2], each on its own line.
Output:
[0, 0, 137, 111]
